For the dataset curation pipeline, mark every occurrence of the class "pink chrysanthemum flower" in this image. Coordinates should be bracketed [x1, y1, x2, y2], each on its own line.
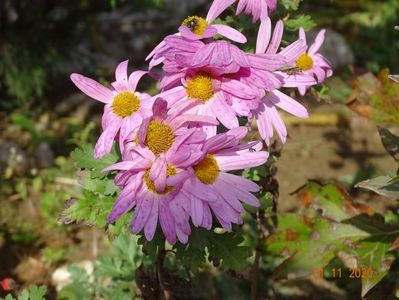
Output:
[178, 0, 246, 43]
[146, 0, 246, 70]
[241, 18, 313, 145]
[102, 146, 192, 244]
[158, 65, 261, 136]
[211, 0, 277, 23]
[146, 36, 205, 71]
[180, 127, 269, 230]
[133, 98, 218, 192]
[70, 60, 152, 158]
[294, 28, 333, 95]
[102, 99, 218, 244]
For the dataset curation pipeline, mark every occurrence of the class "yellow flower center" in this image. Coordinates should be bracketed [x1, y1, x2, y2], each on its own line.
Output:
[182, 16, 208, 36]
[186, 73, 214, 101]
[144, 165, 177, 194]
[144, 121, 175, 155]
[295, 54, 314, 71]
[193, 154, 219, 185]
[112, 92, 141, 118]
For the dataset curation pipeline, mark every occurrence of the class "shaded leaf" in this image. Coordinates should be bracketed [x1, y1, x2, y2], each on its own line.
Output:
[285, 15, 315, 31]
[355, 176, 399, 200]
[71, 144, 119, 179]
[377, 127, 399, 160]
[175, 228, 250, 271]
[297, 181, 374, 222]
[269, 181, 399, 296]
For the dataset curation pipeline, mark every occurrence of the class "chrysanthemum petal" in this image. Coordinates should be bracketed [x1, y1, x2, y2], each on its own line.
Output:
[210, 93, 239, 129]
[206, 0, 236, 22]
[70, 73, 113, 103]
[216, 151, 268, 171]
[221, 80, 256, 99]
[212, 24, 247, 43]
[219, 172, 259, 193]
[131, 190, 153, 234]
[213, 181, 244, 212]
[94, 119, 122, 158]
[309, 29, 326, 55]
[159, 201, 177, 244]
[102, 159, 149, 172]
[119, 114, 141, 152]
[178, 25, 202, 40]
[107, 179, 138, 223]
[201, 204, 212, 230]
[256, 18, 272, 54]
[128, 70, 147, 92]
[266, 20, 283, 54]
[150, 156, 167, 193]
[266, 103, 287, 143]
[144, 198, 159, 241]
[191, 198, 204, 227]
[267, 90, 308, 118]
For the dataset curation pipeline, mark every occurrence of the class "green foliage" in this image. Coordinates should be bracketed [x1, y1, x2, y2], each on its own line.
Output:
[175, 227, 251, 271]
[4, 285, 47, 300]
[355, 127, 399, 200]
[285, 15, 316, 31]
[349, 70, 399, 124]
[0, 45, 46, 108]
[71, 144, 119, 179]
[377, 127, 399, 161]
[339, 0, 399, 29]
[65, 144, 131, 231]
[281, 0, 302, 11]
[267, 182, 399, 297]
[58, 234, 142, 300]
[356, 176, 399, 200]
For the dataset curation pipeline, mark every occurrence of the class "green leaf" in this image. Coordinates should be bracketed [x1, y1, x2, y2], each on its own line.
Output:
[299, 181, 368, 222]
[285, 15, 316, 31]
[175, 228, 250, 271]
[281, 0, 302, 10]
[355, 176, 399, 200]
[17, 285, 46, 300]
[208, 231, 250, 271]
[242, 166, 266, 181]
[63, 189, 115, 228]
[270, 182, 399, 295]
[267, 214, 368, 278]
[11, 113, 38, 137]
[71, 145, 119, 179]
[377, 127, 399, 160]
[354, 240, 395, 297]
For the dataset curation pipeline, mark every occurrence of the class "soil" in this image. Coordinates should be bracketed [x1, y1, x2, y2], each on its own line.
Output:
[276, 103, 396, 214]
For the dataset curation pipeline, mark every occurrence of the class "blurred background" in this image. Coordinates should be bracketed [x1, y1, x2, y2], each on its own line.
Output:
[0, 0, 399, 299]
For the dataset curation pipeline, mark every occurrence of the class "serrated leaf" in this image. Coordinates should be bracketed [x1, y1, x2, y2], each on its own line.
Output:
[208, 232, 250, 271]
[355, 176, 399, 200]
[71, 145, 119, 178]
[285, 15, 315, 31]
[63, 189, 115, 228]
[174, 228, 250, 271]
[17, 285, 46, 300]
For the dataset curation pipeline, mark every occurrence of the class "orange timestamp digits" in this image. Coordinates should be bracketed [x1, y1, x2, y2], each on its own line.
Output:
[311, 267, 374, 279]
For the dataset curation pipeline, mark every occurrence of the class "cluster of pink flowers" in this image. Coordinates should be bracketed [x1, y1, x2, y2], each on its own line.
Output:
[70, 0, 332, 244]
